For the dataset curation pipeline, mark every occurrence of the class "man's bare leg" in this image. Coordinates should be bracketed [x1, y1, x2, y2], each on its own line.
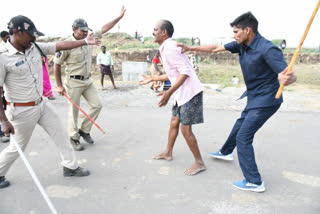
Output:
[153, 116, 180, 161]
[109, 73, 118, 89]
[180, 124, 206, 176]
[100, 73, 105, 90]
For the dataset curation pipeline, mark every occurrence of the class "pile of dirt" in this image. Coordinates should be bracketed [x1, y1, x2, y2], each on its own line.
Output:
[41, 33, 156, 78]
[37, 32, 152, 55]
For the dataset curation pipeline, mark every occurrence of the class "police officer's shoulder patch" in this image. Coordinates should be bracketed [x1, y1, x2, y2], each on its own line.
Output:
[56, 51, 61, 58]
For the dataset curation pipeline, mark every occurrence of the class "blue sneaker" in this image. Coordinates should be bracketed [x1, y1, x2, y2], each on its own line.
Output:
[208, 150, 233, 161]
[233, 179, 265, 193]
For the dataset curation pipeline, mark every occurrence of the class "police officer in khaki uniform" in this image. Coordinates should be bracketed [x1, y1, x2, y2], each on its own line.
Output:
[0, 15, 101, 189]
[54, 6, 126, 151]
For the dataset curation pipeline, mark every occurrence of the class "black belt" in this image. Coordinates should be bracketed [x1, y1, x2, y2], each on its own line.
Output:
[70, 75, 87, 80]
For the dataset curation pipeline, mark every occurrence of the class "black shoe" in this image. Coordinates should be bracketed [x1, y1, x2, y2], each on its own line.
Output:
[0, 176, 10, 188]
[70, 138, 85, 151]
[0, 135, 10, 143]
[63, 167, 90, 177]
[79, 130, 94, 144]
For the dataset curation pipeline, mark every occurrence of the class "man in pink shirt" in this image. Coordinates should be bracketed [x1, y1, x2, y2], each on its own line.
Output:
[139, 20, 206, 176]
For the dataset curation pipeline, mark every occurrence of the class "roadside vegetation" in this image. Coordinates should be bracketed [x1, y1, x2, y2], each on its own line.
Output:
[47, 33, 320, 91]
[197, 63, 320, 90]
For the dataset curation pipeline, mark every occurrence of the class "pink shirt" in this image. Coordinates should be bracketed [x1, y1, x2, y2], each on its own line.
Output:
[159, 38, 203, 106]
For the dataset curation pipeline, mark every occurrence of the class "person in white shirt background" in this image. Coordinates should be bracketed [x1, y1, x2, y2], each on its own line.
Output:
[97, 45, 118, 89]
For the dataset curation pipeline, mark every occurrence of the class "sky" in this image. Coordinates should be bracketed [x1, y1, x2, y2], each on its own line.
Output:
[1, 0, 319, 48]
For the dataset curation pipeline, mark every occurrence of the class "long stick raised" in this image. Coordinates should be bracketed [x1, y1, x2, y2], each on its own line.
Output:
[275, 0, 320, 99]
[63, 93, 105, 134]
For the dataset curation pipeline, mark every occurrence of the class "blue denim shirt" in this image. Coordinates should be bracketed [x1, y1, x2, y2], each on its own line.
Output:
[224, 33, 287, 109]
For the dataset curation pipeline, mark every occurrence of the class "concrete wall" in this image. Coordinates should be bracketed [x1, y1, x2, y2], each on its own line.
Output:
[121, 61, 148, 81]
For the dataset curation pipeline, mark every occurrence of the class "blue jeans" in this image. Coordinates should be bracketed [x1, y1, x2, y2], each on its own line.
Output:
[0, 124, 3, 136]
[220, 104, 281, 184]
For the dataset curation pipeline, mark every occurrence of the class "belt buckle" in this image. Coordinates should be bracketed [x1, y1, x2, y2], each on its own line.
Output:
[35, 98, 42, 105]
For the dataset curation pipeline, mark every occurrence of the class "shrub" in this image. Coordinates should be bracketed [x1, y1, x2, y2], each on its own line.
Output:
[107, 33, 115, 38]
[118, 43, 159, 50]
[124, 33, 132, 40]
[144, 37, 153, 42]
[271, 39, 283, 47]
[174, 37, 192, 46]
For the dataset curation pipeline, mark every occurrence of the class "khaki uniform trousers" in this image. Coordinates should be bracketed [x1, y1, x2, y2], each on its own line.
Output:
[65, 79, 102, 140]
[0, 98, 78, 177]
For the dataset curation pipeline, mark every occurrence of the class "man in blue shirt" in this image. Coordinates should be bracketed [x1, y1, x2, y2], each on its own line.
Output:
[178, 12, 296, 192]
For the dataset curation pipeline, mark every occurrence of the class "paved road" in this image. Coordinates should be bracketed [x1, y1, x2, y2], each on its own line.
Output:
[0, 83, 319, 214]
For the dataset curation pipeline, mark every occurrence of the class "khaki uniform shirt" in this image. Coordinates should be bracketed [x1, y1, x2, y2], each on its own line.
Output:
[0, 42, 56, 103]
[54, 30, 102, 87]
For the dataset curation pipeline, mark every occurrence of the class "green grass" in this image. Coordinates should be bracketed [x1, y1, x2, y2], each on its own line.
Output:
[198, 64, 243, 88]
[173, 37, 192, 46]
[144, 37, 153, 42]
[106, 33, 115, 38]
[198, 63, 320, 89]
[118, 43, 159, 50]
[102, 41, 116, 49]
[283, 48, 319, 54]
[292, 64, 320, 88]
[124, 33, 132, 40]
[271, 39, 283, 47]
[271, 39, 319, 53]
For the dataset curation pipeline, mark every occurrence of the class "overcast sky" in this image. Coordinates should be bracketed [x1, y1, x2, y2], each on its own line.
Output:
[1, 0, 319, 48]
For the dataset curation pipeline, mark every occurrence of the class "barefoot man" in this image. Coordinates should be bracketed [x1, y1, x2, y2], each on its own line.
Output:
[139, 20, 206, 176]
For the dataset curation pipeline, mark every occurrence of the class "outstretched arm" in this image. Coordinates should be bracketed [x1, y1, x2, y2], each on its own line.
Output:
[138, 74, 169, 85]
[101, 6, 126, 34]
[177, 43, 226, 53]
[56, 33, 101, 52]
